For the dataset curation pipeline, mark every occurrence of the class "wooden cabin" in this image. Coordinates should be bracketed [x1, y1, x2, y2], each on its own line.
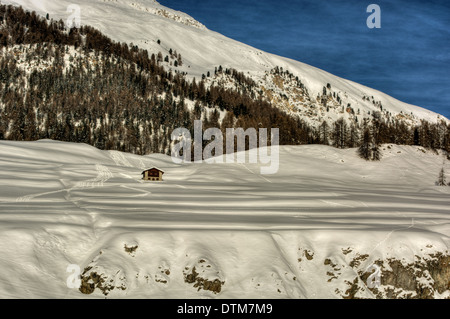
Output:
[142, 168, 164, 181]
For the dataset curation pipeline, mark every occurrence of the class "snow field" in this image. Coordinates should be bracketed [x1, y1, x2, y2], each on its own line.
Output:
[0, 140, 448, 298]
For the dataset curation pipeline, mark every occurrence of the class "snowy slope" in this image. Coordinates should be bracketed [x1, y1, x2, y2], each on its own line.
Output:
[0, 140, 449, 298]
[3, 0, 448, 126]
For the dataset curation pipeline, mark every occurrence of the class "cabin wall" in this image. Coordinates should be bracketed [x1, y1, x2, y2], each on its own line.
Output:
[143, 170, 163, 181]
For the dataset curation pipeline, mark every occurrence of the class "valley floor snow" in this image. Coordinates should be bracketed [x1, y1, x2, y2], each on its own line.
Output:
[0, 140, 448, 298]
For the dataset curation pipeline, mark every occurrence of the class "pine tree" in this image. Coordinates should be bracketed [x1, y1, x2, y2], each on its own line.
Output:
[319, 121, 329, 145]
[0, 118, 4, 140]
[437, 167, 447, 186]
[358, 127, 371, 160]
[24, 106, 37, 140]
[348, 123, 359, 148]
[371, 142, 381, 161]
[358, 120, 381, 161]
[157, 52, 163, 63]
[333, 118, 347, 149]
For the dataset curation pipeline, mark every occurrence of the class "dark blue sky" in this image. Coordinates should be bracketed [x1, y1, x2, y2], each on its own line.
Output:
[159, 0, 450, 119]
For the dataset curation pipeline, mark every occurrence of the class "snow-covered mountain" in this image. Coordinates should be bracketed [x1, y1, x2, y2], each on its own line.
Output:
[3, 0, 448, 127]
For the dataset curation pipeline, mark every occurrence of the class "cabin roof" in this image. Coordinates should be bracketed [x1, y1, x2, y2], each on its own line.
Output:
[141, 167, 164, 175]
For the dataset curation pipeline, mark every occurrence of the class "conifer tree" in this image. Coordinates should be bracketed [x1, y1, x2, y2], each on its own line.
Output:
[358, 127, 371, 160]
[333, 118, 347, 149]
[437, 167, 447, 186]
[319, 121, 329, 145]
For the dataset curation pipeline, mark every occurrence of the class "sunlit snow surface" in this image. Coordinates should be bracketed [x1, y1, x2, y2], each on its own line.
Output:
[3, 0, 447, 124]
[0, 140, 448, 298]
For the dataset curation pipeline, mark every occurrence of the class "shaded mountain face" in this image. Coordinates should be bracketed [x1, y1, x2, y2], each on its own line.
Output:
[0, 1, 449, 156]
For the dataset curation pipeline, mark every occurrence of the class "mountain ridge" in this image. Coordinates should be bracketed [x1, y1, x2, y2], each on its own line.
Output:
[3, 0, 448, 127]
[0, 2, 449, 157]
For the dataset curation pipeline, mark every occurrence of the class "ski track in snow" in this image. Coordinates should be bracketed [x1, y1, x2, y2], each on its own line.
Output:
[74, 164, 113, 189]
[120, 185, 151, 197]
[136, 158, 146, 170]
[15, 189, 65, 202]
[320, 199, 354, 208]
[371, 219, 416, 254]
[240, 163, 272, 183]
[109, 150, 132, 167]
[15, 164, 113, 202]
